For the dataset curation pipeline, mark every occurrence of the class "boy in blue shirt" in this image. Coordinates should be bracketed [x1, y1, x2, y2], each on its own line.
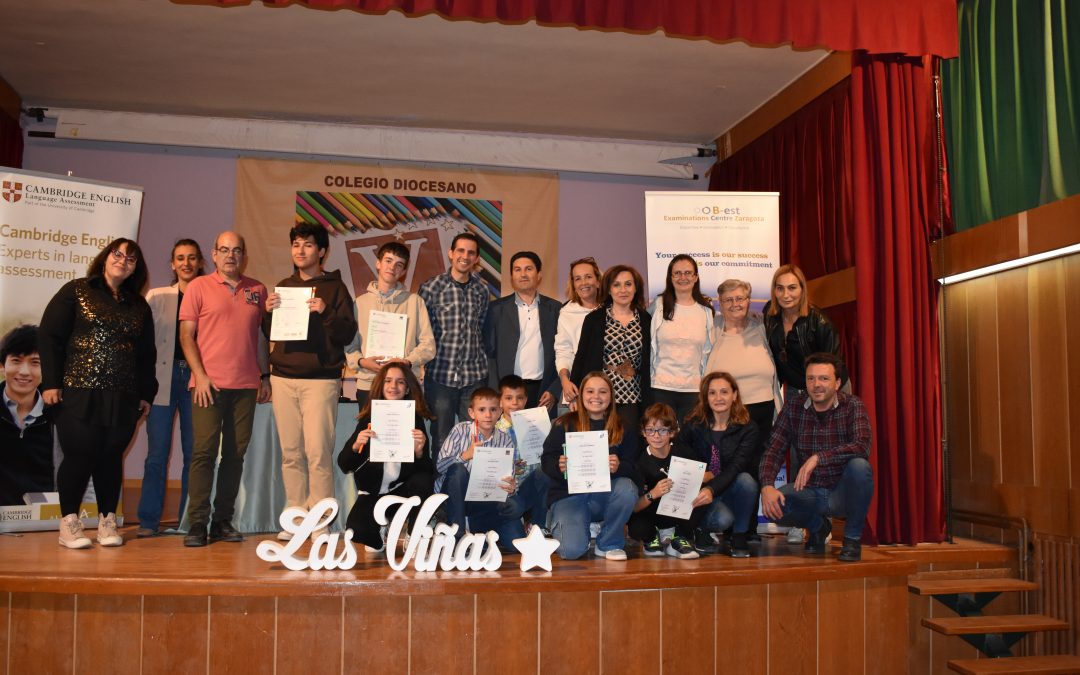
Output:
[436, 387, 522, 547]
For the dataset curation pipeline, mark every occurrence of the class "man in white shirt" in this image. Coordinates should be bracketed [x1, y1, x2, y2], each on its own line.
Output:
[483, 251, 561, 413]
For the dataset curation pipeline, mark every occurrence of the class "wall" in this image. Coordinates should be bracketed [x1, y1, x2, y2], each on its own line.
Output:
[938, 192, 1080, 654]
[19, 136, 706, 484]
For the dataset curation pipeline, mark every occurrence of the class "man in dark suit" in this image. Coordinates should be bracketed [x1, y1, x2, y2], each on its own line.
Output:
[484, 251, 562, 413]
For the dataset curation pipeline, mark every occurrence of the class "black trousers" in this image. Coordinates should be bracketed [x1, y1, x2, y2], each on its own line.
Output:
[56, 414, 137, 517]
[346, 471, 435, 549]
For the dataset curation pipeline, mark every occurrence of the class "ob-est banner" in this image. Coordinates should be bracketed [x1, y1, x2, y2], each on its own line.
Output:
[644, 191, 780, 309]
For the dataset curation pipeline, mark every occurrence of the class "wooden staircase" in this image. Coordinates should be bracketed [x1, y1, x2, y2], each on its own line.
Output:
[910, 572, 1080, 674]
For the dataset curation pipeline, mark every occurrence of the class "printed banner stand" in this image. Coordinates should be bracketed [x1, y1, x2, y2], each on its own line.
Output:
[644, 191, 780, 309]
[0, 167, 142, 531]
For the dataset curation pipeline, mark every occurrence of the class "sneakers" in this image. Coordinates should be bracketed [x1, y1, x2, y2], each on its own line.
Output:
[692, 528, 718, 555]
[599, 548, 628, 561]
[665, 536, 700, 560]
[728, 532, 751, 559]
[642, 535, 665, 557]
[209, 521, 243, 543]
[184, 522, 208, 547]
[838, 537, 862, 562]
[786, 527, 806, 543]
[804, 518, 833, 555]
[58, 514, 92, 549]
[658, 527, 675, 545]
[97, 513, 124, 547]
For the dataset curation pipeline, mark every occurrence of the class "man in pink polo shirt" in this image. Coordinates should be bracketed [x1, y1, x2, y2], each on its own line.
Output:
[178, 231, 270, 547]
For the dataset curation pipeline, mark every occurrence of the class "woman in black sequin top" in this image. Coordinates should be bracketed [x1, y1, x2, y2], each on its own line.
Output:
[39, 238, 157, 549]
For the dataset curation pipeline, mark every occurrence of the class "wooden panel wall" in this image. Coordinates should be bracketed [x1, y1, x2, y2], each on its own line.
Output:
[943, 205, 1080, 657]
[0, 578, 908, 674]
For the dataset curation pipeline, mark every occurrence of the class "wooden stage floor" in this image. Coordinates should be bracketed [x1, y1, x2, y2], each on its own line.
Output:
[0, 528, 922, 674]
[0, 528, 915, 597]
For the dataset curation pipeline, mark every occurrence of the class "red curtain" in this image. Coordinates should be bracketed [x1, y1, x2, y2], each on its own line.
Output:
[708, 79, 854, 281]
[0, 110, 21, 168]
[851, 53, 944, 544]
[215, 0, 959, 57]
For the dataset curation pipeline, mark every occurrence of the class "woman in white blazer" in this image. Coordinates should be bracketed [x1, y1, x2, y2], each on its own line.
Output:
[136, 239, 204, 537]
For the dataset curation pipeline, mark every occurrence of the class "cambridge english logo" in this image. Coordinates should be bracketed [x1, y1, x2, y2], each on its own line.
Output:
[2, 181, 22, 203]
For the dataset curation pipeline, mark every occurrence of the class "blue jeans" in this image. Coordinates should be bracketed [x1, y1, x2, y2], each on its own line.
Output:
[547, 477, 637, 560]
[425, 378, 485, 458]
[440, 463, 526, 548]
[774, 458, 874, 540]
[701, 472, 759, 534]
[137, 361, 193, 530]
[497, 468, 551, 530]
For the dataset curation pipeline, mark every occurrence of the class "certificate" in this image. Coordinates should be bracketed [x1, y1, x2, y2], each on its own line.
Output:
[565, 430, 611, 494]
[270, 287, 314, 341]
[656, 456, 707, 520]
[369, 399, 416, 463]
[509, 407, 551, 466]
[366, 310, 408, 359]
[465, 446, 515, 502]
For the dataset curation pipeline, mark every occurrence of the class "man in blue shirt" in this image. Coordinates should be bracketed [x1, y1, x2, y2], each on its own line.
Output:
[418, 232, 490, 454]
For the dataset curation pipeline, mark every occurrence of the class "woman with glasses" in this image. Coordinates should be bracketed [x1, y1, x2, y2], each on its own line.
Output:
[705, 279, 780, 539]
[40, 238, 158, 549]
[570, 264, 651, 434]
[648, 255, 715, 422]
[677, 372, 759, 558]
[554, 256, 602, 411]
[136, 239, 205, 538]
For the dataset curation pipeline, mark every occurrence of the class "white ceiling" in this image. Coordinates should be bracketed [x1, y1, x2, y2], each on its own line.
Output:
[0, 0, 828, 145]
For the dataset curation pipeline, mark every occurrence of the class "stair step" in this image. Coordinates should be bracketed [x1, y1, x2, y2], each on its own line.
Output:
[924, 614, 1069, 635]
[947, 655, 1080, 674]
[910, 577, 1038, 596]
[911, 568, 1015, 582]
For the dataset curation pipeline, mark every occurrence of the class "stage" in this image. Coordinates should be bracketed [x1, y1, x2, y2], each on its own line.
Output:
[0, 529, 917, 675]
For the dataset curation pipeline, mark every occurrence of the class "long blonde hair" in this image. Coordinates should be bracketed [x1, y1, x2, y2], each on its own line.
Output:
[766, 264, 809, 317]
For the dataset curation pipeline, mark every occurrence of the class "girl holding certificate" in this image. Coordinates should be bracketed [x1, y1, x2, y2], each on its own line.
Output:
[337, 364, 434, 553]
[541, 372, 638, 561]
[678, 372, 760, 558]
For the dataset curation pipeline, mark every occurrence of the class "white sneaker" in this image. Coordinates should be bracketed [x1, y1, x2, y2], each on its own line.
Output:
[97, 512, 124, 547]
[599, 548, 627, 561]
[58, 514, 92, 549]
[277, 530, 293, 541]
[786, 527, 806, 544]
[364, 541, 385, 554]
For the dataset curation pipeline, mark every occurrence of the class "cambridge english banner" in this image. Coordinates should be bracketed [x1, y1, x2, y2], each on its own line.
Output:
[644, 191, 780, 309]
[233, 158, 559, 301]
[0, 168, 143, 338]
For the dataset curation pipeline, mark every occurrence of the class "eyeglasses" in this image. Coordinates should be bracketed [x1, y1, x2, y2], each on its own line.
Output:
[643, 427, 671, 437]
[110, 249, 138, 265]
[721, 296, 748, 305]
[671, 270, 696, 278]
[216, 246, 244, 257]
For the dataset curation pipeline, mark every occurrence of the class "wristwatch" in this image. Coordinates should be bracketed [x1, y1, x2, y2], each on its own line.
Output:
[645, 492, 655, 503]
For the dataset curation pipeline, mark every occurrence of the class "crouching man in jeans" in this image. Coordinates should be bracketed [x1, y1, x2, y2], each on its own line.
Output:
[758, 352, 872, 562]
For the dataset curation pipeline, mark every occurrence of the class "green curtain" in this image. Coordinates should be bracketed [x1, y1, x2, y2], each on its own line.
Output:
[943, 0, 1080, 231]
